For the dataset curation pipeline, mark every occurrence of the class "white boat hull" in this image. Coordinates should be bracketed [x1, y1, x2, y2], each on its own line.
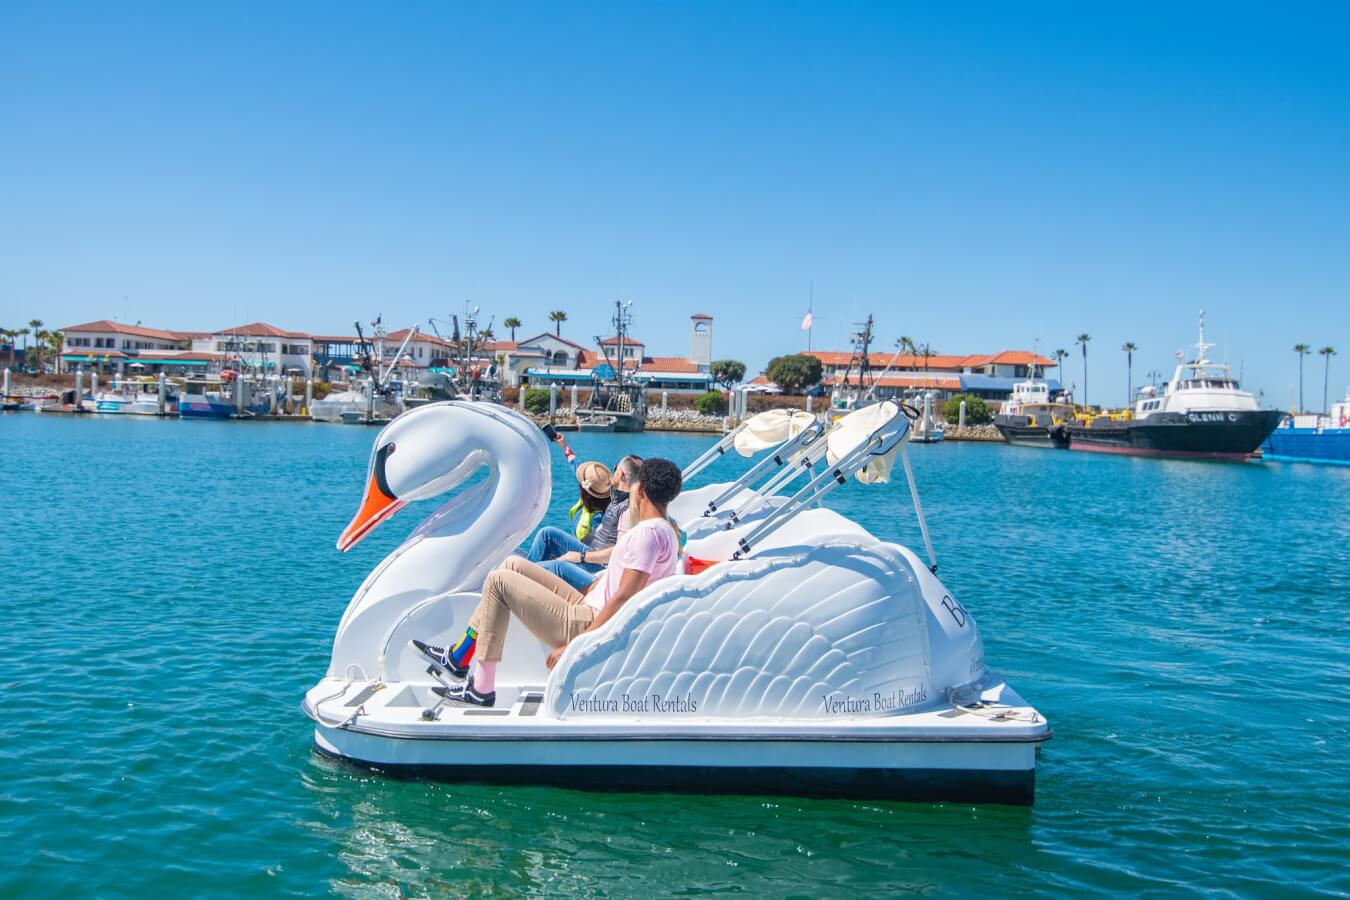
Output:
[303, 679, 1049, 805]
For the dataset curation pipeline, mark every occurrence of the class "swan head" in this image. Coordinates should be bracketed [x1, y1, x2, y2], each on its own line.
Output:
[337, 403, 492, 551]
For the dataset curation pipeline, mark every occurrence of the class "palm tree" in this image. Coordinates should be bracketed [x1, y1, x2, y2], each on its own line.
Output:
[31, 329, 48, 372]
[28, 318, 43, 349]
[47, 330, 64, 374]
[1319, 346, 1337, 413]
[1294, 343, 1311, 411]
[14, 328, 30, 368]
[1054, 348, 1068, 387]
[1076, 334, 1091, 406]
[0, 329, 13, 368]
[919, 342, 935, 373]
[548, 310, 567, 336]
[504, 317, 522, 341]
[1121, 341, 1137, 405]
[479, 327, 495, 342]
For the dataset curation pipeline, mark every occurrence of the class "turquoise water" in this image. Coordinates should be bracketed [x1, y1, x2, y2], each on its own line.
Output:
[3, 413, 1348, 897]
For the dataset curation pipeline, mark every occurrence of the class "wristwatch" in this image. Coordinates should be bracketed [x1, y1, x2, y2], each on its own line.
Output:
[579, 549, 587, 564]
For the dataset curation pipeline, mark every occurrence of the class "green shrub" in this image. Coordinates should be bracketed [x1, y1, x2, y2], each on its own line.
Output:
[941, 393, 992, 425]
[765, 354, 823, 394]
[693, 390, 728, 415]
[524, 387, 551, 414]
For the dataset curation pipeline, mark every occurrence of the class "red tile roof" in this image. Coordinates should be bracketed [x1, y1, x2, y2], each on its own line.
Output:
[60, 320, 186, 342]
[690, 313, 713, 319]
[482, 340, 518, 351]
[517, 332, 589, 350]
[216, 322, 309, 339]
[598, 335, 646, 346]
[641, 356, 702, 373]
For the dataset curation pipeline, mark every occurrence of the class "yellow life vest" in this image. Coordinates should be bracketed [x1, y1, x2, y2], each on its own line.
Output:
[569, 499, 599, 542]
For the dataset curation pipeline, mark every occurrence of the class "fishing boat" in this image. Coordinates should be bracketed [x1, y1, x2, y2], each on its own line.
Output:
[1260, 388, 1350, 466]
[311, 319, 418, 424]
[1063, 314, 1281, 461]
[576, 301, 648, 432]
[302, 401, 1051, 804]
[310, 380, 400, 424]
[178, 375, 274, 419]
[993, 379, 1074, 449]
[92, 376, 179, 415]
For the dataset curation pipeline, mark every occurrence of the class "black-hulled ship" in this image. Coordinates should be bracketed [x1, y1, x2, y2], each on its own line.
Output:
[1064, 314, 1281, 461]
[994, 378, 1075, 448]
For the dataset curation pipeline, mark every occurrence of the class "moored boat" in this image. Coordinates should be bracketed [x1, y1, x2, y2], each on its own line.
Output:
[993, 379, 1074, 449]
[575, 301, 648, 432]
[1261, 388, 1350, 466]
[1064, 314, 1281, 461]
[178, 375, 274, 419]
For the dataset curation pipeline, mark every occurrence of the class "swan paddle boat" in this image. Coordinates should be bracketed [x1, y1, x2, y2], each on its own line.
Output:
[302, 401, 1051, 804]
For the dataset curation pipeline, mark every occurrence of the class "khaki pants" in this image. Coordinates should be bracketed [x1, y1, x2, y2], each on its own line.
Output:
[469, 556, 597, 662]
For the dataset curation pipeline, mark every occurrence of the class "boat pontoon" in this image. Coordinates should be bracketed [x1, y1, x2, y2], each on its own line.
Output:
[303, 401, 1050, 804]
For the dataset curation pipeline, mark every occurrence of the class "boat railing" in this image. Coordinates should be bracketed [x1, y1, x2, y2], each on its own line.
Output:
[726, 403, 939, 571]
[698, 418, 827, 517]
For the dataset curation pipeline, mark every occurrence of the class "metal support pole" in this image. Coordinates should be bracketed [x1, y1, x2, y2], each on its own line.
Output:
[899, 442, 938, 572]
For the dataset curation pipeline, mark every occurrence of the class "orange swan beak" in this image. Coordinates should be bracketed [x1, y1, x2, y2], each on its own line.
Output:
[337, 471, 405, 552]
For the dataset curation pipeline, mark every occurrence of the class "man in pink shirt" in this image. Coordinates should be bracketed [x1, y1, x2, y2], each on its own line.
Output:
[412, 458, 684, 707]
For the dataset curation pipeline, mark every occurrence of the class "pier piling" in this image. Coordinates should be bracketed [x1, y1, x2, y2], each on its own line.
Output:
[158, 372, 167, 415]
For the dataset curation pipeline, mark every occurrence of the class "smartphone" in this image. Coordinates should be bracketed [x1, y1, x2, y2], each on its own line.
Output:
[541, 423, 560, 442]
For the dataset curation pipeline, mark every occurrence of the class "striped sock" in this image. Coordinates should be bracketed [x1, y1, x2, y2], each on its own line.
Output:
[449, 627, 477, 668]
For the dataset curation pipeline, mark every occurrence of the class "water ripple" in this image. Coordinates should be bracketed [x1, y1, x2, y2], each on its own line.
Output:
[1, 415, 1347, 896]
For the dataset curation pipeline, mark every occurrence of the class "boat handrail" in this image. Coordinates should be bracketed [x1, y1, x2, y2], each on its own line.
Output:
[729, 405, 938, 571]
[715, 429, 835, 527]
[700, 417, 827, 516]
[682, 408, 821, 483]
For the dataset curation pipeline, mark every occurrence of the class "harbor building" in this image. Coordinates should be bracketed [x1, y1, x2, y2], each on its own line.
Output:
[60, 320, 227, 374]
[188, 323, 315, 375]
[756, 349, 1062, 401]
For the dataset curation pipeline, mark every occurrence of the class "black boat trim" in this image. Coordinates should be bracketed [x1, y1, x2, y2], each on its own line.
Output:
[311, 742, 1038, 805]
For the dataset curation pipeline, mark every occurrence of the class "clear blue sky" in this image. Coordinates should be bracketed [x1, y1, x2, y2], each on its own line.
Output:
[2, 2, 1347, 407]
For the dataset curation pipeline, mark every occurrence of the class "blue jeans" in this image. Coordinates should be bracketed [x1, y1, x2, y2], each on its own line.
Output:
[527, 526, 603, 590]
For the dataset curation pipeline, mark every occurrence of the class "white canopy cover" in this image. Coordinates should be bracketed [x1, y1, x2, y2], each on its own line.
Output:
[826, 401, 902, 483]
[732, 408, 818, 456]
